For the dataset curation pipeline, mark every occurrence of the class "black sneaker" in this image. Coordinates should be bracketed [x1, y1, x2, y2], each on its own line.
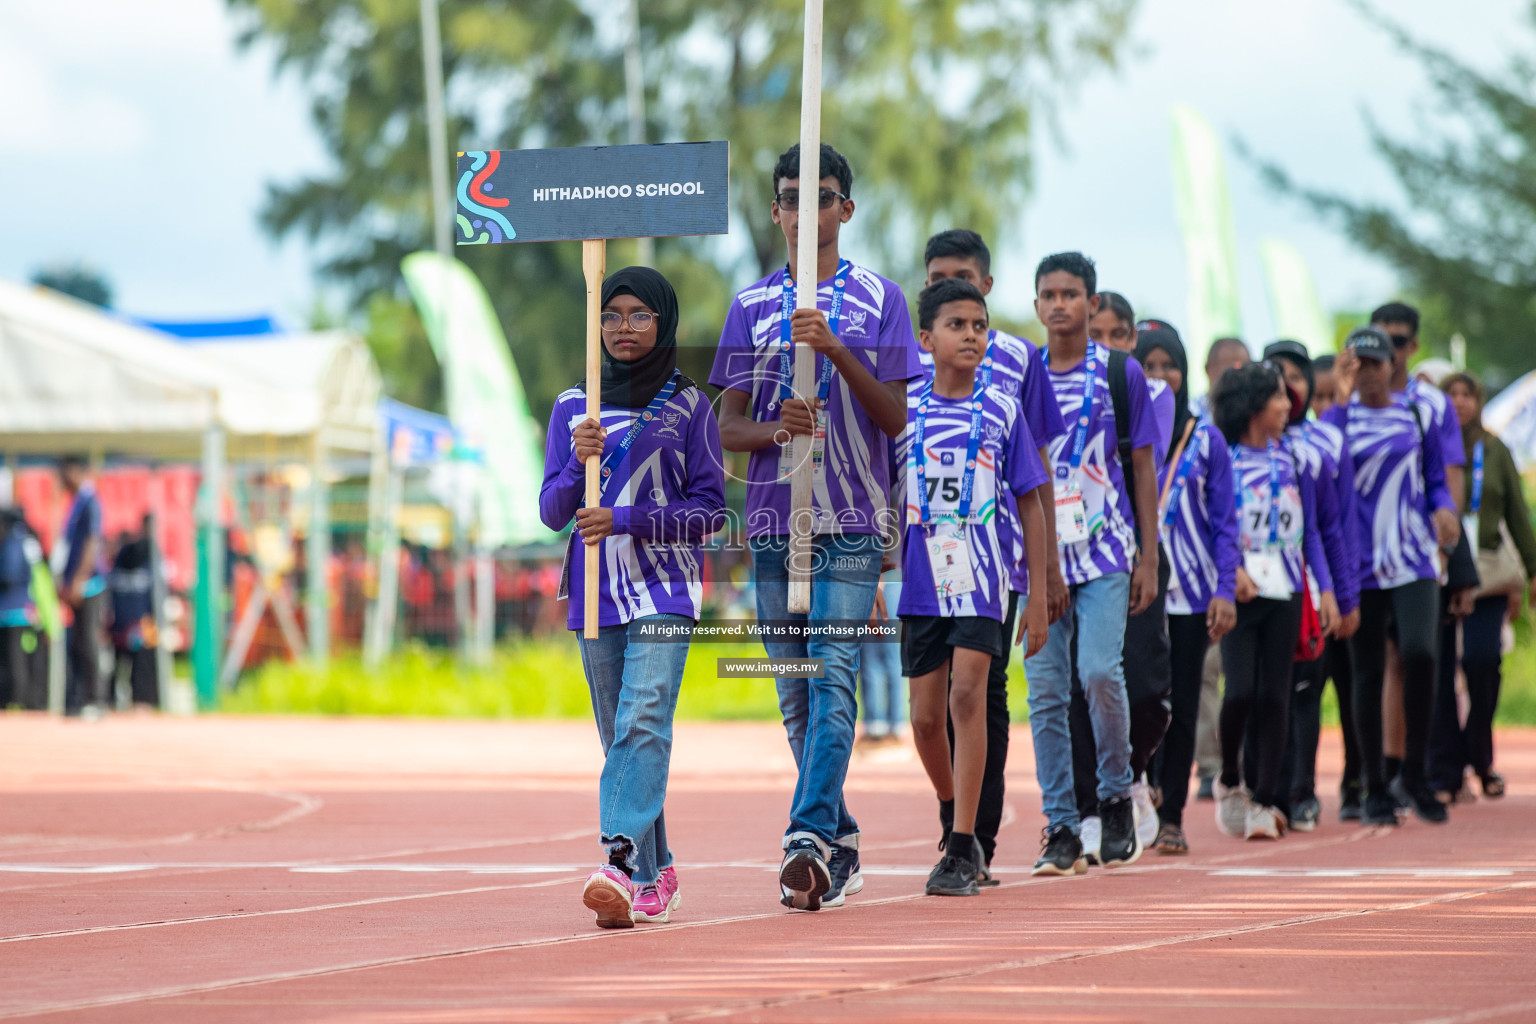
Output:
[1290, 796, 1321, 832]
[1196, 775, 1216, 801]
[1361, 790, 1399, 827]
[1388, 774, 1412, 816]
[779, 835, 831, 911]
[1099, 795, 1142, 868]
[1339, 782, 1363, 822]
[823, 840, 862, 908]
[973, 837, 999, 887]
[1390, 776, 1449, 825]
[1031, 825, 1086, 876]
[925, 850, 979, 896]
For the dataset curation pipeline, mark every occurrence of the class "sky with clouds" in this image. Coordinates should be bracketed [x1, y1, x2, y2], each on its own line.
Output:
[0, 0, 1526, 344]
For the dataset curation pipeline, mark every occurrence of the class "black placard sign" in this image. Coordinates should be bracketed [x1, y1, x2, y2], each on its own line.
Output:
[455, 141, 729, 245]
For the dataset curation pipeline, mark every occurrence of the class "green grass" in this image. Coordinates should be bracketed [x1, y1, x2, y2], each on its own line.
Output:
[224, 620, 1536, 725]
[221, 639, 783, 720]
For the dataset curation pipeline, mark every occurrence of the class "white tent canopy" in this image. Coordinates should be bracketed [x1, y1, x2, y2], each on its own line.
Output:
[0, 280, 378, 459]
[184, 330, 381, 456]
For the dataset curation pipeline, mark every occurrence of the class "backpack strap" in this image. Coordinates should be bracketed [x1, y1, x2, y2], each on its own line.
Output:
[1108, 348, 1136, 533]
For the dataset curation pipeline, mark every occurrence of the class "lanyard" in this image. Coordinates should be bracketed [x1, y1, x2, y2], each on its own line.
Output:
[1064, 345, 1099, 482]
[914, 383, 985, 529]
[597, 371, 681, 496]
[1231, 441, 1282, 548]
[1470, 440, 1485, 514]
[777, 260, 851, 404]
[981, 332, 996, 390]
[1161, 421, 1203, 529]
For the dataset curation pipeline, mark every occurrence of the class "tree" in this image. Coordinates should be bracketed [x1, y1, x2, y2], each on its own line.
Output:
[31, 263, 113, 308]
[1251, 1, 1536, 380]
[228, 0, 1137, 423]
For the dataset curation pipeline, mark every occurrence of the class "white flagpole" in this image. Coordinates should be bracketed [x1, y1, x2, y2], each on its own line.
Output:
[787, 0, 824, 615]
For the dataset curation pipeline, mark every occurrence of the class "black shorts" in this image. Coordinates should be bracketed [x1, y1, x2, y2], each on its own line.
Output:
[900, 614, 1006, 678]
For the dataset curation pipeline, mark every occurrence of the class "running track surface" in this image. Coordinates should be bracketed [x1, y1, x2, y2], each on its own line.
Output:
[1, 715, 1534, 1023]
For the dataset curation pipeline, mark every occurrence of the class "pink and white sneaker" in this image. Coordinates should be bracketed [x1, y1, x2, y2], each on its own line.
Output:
[632, 866, 681, 924]
[581, 865, 635, 929]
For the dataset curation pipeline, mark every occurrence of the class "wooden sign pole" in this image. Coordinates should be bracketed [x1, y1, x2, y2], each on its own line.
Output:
[582, 238, 606, 639]
[787, 0, 824, 616]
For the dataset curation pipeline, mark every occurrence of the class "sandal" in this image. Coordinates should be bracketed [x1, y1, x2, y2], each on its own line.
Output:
[1154, 822, 1188, 856]
[1480, 772, 1506, 799]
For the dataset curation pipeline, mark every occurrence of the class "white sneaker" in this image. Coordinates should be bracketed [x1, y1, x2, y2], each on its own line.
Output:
[1244, 803, 1285, 841]
[1132, 780, 1158, 848]
[1214, 780, 1251, 838]
[1080, 815, 1103, 866]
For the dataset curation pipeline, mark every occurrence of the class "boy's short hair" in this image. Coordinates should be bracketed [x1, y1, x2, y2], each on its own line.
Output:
[1212, 362, 1283, 444]
[1313, 353, 1336, 372]
[772, 143, 853, 198]
[1206, 336, 1251, 368]
[918, 278, 987, 332]
[924, 229, 990, 276]
[1034, 251, 1096, 296]
[1370, 301, 1420, 336]
[59, 455, 88, 473]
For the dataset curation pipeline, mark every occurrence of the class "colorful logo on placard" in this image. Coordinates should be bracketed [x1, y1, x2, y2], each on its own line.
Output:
[457, 151, 517, 244]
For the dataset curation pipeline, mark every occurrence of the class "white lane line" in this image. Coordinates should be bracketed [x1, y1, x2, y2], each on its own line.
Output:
[0, 829, 592, 892]
[3, 858, 1529, 879]
[4, 872, 1528, 1020]
[0, 876, 584, 945]
[625, 879, 1536, 1024]
[1404, 996, 1536, 1024]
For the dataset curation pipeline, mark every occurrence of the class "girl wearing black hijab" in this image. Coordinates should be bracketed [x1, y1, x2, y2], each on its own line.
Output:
[538, 266, 726, 929]
[1138, 322, 1239, 853]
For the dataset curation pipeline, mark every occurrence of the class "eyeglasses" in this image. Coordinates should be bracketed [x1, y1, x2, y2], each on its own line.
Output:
[774, 188, 847, 210]
[599, 311, 656, 332]
[1386, 332, 1413, 347]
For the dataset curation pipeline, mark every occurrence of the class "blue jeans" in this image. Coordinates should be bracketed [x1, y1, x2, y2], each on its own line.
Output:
[578, 613, 692, 884]
[1025, 571, 1134, 832]
[859, 637, 906, 734]
[751, 532, 882, 846]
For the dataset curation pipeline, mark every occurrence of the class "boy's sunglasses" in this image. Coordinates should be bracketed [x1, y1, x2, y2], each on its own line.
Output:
[774, 188, 847, 210]
[599, 311, 656, 332]
[1386, 332, 1413, 347]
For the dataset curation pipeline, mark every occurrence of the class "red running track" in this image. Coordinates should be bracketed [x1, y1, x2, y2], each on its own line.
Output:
[0, 714, 1533, 1023]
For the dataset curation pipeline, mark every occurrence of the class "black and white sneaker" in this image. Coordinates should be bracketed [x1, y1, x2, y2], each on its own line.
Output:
[779, 834, 831, 911]
[1390, 776, 1449, 825]
[1031, 825, 1087, 876]
[1339, 782, 1363, 822]
[823, 838, 862, 908]
[1290, 796, 1321, 832]
[1099, 794, 1142, 868]
[1361, 790, 1399, 827]
[925, 849, 979, 896]
[973, 837, 999, 887]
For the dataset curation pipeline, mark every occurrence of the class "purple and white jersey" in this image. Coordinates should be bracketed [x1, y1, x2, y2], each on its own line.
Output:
[1323, 400, 1452, 590]
[1230, 441, 1333, 598]
[1402, 378, 1464, 511]
[709, 263, 923, 538]
[916, 331, 1065, 595]
[539, 384, 726, 629]
[1148, 377, 1175, 472]
[896, 389, 1046, 622]
[1160, 421, 1239, 615]
[1404, 378, 1466, 469]
[1045, 342, 1160, 585]
[1286, 419, 1359, 615]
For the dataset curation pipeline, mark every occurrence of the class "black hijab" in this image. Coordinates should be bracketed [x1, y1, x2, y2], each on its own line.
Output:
[1134, 319, 1192, 443]
[585, 266, 693, 408]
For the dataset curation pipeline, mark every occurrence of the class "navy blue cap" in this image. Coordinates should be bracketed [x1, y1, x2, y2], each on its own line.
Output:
[1346, 327, 1393, 362]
